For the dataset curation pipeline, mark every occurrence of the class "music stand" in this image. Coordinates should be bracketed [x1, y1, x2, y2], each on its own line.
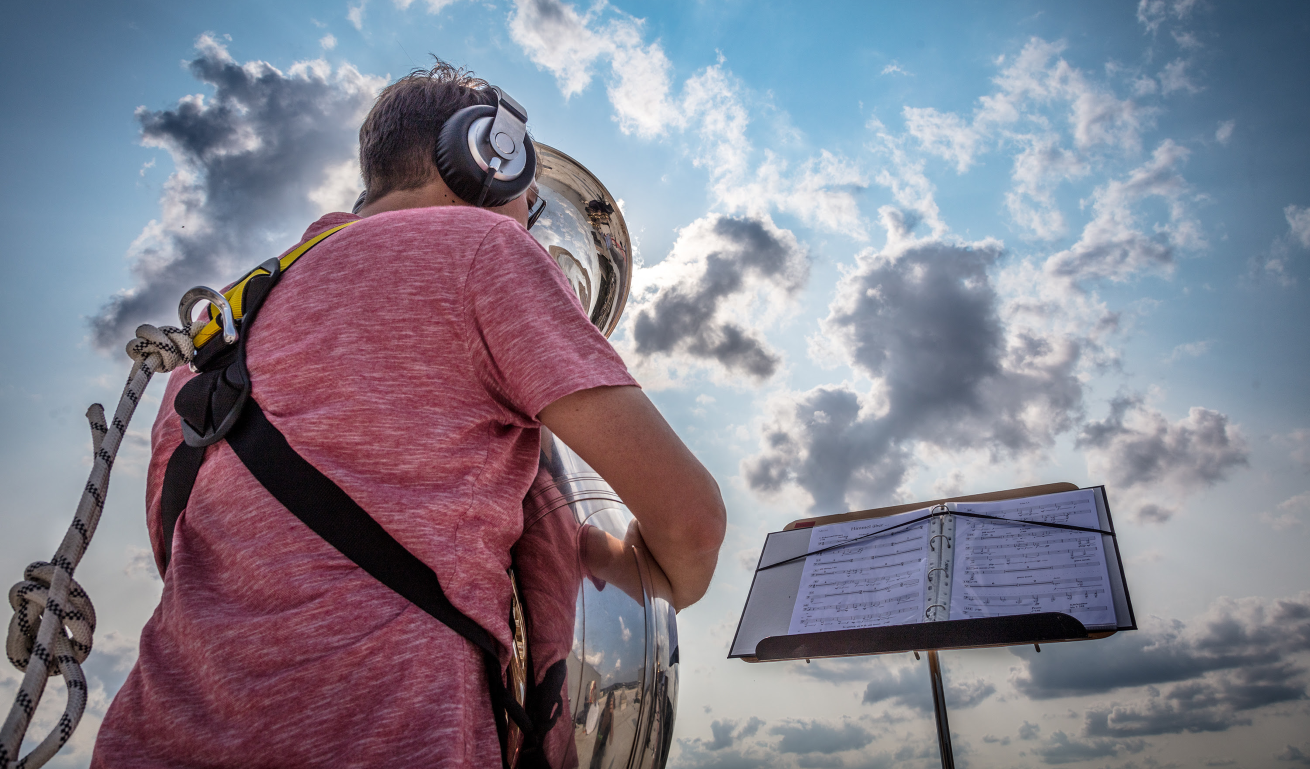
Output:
[729, 484, 1136, 769]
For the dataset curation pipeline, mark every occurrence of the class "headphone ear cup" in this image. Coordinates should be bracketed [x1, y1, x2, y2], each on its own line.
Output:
[436, 104, 537, 208]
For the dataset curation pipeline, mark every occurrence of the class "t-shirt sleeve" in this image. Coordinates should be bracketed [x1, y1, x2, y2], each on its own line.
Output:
[464, 220, 638, 423]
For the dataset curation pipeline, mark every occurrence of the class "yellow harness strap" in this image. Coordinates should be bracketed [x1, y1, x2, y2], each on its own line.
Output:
[192, 221, 359, 349]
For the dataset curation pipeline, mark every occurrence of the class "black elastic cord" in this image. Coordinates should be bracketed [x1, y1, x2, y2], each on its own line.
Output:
[475, 164, 498, 207]
[758, 506, 1114, 572]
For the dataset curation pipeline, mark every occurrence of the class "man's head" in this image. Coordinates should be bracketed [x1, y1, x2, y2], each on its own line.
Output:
[358, 59, 497, 208]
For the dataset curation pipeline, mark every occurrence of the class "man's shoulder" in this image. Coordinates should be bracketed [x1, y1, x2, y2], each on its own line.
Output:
[294, 208, 546, 285]
[356, 206, 518, 238]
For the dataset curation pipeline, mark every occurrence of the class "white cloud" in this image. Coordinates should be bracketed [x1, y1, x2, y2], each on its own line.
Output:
[867, 118, 947, 239]
[606, 24, 683, 137]
[510, 0, 684, 133]
[1137, 0, 1199, 34]
[1215, 119, 1235, 145]
[124, 547, 160, 581]
[510, 0, 869, 239]
[1281, 429, 1310, 473]
[393, 0, 462, 12]
[508, 0, 681, 138]
[1132, 75, 1158, 96]
[1285, 204, 1310, 249]
[680, 62, 750, 178]
[347, 0, 367, 30]
[308, 158, 363, 216]
[319, 33, 337, 50]
[903, 107, 981, 173]
[881, 61, 910, 76]
[717, 149, 870, 240]
[1005, 133, 1090, 239]
[1172, 30, 1203, 49]
[891, 37, 1153, 239]
[1159, 58, 1201, 95]
[1162, 339, 1212, 363]
[508, 0, 607, 98]
[1045, 139, 1200, 284]
[983, 37, 1149, 153]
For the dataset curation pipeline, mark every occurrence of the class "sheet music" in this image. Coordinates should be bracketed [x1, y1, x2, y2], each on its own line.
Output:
[787, 509, 932, 635]
[949, 489, 1116, 629]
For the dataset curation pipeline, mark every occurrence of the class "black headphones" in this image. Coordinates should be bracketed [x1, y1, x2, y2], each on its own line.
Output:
[353, 86, 536, 215]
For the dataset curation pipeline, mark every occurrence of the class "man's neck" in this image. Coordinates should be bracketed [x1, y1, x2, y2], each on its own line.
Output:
[357, 181, 468, 218]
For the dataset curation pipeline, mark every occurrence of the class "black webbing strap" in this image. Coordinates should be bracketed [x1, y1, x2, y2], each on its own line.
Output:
[229, 400, 541, 765]
[159, 443, 205, 574]
[160, 399, 534, 767]
[225, 399, 498, 655]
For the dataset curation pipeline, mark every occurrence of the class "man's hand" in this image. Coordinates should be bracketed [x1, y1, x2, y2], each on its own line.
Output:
[538, 386, 726, 610]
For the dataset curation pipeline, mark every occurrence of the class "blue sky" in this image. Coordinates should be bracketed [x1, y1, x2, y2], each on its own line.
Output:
[2, 1, 1309, 767]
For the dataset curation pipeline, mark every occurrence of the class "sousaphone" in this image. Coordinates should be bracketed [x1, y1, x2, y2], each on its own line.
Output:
[508, 145, 678, 769]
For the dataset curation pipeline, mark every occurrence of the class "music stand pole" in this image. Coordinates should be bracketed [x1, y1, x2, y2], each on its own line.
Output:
[927, 650, 955, 769]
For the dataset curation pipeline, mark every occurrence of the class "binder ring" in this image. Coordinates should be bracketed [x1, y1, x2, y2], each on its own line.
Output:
[924, 603, 947, 619]
[929, 534, 949, 551]
[927, 567, 948, 582]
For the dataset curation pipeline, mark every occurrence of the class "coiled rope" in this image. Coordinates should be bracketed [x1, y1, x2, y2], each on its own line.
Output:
[1, 324, 195, 768]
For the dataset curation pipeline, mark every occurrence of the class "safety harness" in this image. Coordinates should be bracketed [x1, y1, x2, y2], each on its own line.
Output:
[159, 221, 565, 768]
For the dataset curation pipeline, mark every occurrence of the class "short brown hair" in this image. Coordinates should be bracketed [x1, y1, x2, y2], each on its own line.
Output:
[358, 58, 496, 204]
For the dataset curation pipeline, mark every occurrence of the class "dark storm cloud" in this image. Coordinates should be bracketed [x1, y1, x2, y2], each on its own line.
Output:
[1279, 744, 1310, 765]
[794, 657, 994, 715]
[743, 235, 1084, 511]
[708, 719, 736, 750]
[93, 35, 378, 350]
[1014, 592, 1310, 699]
[795, 755, 844, 768]
[631, 214, 809, 380]
[768, 720, 873, 755]
[1078, 394, 1249, 522]
[685, 716, 770, 762]
[743, 385, 909, 513]
[705, 717, 762, 751]
[674, 737, 780, 769]
[859, 663, 995, 713]
[1081, 661, 1306, 737]
[823, 241, 1005, 423]
[1031, 731, 1133, 765]
[1010, 592, 1310, 738]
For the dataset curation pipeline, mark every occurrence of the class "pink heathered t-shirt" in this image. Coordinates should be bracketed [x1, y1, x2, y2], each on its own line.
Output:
[92, 207, 637, 768]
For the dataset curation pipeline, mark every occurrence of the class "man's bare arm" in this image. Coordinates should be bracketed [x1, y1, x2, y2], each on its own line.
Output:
[538, 385, 727, 609]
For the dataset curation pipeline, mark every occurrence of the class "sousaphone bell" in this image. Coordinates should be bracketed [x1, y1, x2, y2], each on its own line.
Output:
[509, 145, 677, 769]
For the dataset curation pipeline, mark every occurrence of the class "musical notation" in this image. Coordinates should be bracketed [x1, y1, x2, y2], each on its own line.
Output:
[788, 509, 932, 635]
[948, 490, 1116, 628]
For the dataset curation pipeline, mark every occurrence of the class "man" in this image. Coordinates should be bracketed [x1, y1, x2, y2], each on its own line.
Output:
[92, 61, 726, 767]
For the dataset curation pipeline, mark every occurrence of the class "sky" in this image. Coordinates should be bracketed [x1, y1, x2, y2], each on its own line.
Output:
[1, 0, 1309, 766]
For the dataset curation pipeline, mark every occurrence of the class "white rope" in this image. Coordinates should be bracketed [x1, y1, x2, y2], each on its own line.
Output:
[1, 324, 194, 769]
